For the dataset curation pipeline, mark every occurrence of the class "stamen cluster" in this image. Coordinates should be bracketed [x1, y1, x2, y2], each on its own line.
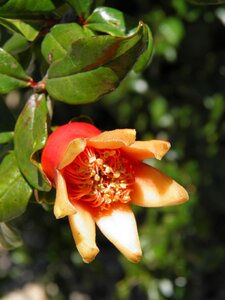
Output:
[63, 147, 135, 210]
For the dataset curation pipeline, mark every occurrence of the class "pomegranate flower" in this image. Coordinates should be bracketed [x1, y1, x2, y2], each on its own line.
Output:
[41, 122, 188, 263]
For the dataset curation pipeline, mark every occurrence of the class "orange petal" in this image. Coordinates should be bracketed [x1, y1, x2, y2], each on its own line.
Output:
[68, 205, 99, 263]
[54, 171, 77, 219]
[122, 140, 171, 161]
[131, 163, 189, 207]
[58, 138, 86, 169]
[94, 204, 142, 263]
[88, 129, 136, 149]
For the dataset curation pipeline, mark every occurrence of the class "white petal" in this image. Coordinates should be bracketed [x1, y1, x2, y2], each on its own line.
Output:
[95, 204, 142, 263]
[131, 163, 189, 207]
[69, 205, 99, 263]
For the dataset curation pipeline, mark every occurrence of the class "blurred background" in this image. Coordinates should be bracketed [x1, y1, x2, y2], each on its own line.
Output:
[1, 0, 225, 299]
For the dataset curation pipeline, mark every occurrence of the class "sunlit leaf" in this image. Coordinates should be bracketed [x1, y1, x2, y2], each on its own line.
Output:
[14, 94, 51, 191]
[3, 32, 30, 55]
[66, 0, 93, 18]
[0, 0, 56, 17]
[0, 222, 22, 249]
[0, 152, 32, 222]
[41, 23, 92, 63]
[0, 48, 31, 94]
[0, 17, 41, 41]
[133, 24, 153, 72]
[0, 132, 13, 144]
[85, 6, 126, 36]
[46, 22, 149, 104]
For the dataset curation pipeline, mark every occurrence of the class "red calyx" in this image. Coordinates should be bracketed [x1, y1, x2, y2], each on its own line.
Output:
[41, 122, 101, 184]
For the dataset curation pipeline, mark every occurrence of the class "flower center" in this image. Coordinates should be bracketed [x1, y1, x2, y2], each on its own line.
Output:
[63, 147, 135, 210]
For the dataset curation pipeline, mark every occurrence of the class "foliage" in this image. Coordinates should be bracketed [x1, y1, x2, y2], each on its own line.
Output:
[0, 0, 225, 299]
[0, 0, 152, 224]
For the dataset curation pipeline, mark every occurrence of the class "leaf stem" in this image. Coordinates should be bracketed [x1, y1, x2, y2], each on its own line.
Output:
[29, 77, 47, 93]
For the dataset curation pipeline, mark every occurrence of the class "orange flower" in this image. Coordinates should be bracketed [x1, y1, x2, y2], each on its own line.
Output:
[41, 122, 188, 263]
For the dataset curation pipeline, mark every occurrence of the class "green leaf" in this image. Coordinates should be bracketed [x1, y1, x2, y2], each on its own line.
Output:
[0, 132, 14, 144]
[14, 94, 51, 191]
[133, 24, 153, 72]
[41, 23, 92, 63]
[46, 22, 149, 104]
[3, 32, 30, 55]
[0, 0, 56, 17]
[48, 68, 119, 104]
[85, 6, 126, 36]
[0, 152, 32, 222]
[0, 17, 41, 41]
[66, 0, 93, 18]
[188, 0, 225, 4]
[0, 222, 22, 249]
[0, 48, 31, 94]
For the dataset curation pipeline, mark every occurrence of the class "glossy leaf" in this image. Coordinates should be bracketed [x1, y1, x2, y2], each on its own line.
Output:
[85, 6, 126, 36]
[188, 0, 225, 4]
[133, 24, 153, 72]
[0, 0, 56, 17]
[3, 33, 30, 55]
[0, 152, 32, 222]
[66, 0, 93, 17]
[14, 94, 51, 191]
[0, 17, 41, 41]
[0, 48, 31, 94]
[48, 68, 119, 104]
[0, 222, 22, 249]
[41, 23, 92, 63]
[46, 22, 149, 104]
[0, 132, 13, 144]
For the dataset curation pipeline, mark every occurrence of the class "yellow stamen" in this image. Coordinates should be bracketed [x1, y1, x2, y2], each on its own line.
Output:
[63, 147, 135, 210]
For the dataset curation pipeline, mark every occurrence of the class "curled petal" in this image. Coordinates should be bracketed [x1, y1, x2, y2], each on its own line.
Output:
[131, 163, 189, 207]
[68, 205, 99, 263]
[41, 122, 100, 184]
[94, 204, 142, 263]
[88, 129, 136, 149]
[122, 140, 171, 161]
[54, 171, 77, 219]
[59, 138, 86, 169]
